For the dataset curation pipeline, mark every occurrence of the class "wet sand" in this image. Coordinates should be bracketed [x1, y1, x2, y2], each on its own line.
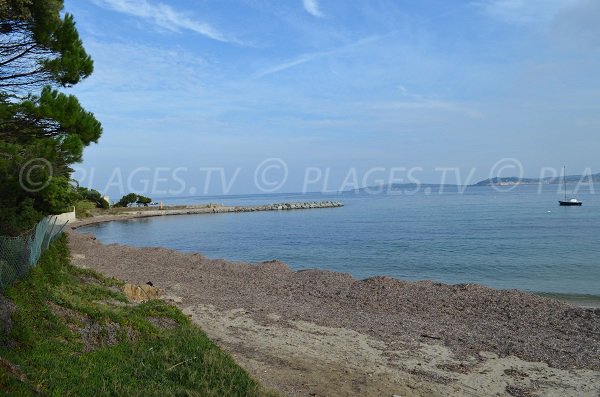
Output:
[67, 219, 600, 397]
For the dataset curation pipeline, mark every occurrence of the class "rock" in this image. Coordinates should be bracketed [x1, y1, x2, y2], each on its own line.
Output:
[122, 283, 164, 302]
[479, 351, 499, 359]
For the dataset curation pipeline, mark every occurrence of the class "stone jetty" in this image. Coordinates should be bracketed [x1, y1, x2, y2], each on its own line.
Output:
[233, 201, 343, 212]
[71, 201, 344, 228]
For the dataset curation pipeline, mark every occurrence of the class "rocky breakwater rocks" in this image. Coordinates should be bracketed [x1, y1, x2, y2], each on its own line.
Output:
[236, 200, 343, 212]
[70, 201, 345, 226]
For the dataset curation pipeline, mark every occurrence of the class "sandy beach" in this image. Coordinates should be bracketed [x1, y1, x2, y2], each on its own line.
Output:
[64, 210, 600, 397]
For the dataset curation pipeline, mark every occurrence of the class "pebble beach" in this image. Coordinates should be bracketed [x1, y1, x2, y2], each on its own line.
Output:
[67, 207, 600, 396]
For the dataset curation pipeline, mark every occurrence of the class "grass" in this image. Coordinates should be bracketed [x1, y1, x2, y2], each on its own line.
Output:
[0, 236, 278, 397]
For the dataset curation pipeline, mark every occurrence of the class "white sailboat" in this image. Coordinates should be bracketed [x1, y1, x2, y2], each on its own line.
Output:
[558, 166, 582, 206]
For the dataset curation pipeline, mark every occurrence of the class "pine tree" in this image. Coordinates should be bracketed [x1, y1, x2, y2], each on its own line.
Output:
[0, 0, 102, 235]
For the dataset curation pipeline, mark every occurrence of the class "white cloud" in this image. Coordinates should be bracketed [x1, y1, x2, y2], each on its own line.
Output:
[254, 53, 320, 78]
[302, 0, 324, 17]
[93, 0, 237, 43]
[80, 40, 207, 92]
[475, 0, 580, 25]
[254, 35, 387, 78]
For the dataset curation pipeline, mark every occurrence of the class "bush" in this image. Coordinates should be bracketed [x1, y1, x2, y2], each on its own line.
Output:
[136, 195, 152, 207]
[76, 187, 109, 209]
[0, 198, 43, 236]
[74, 200, 96, 219]
[115, 193, 152, 208]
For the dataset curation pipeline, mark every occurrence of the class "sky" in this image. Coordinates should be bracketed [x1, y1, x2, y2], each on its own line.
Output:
[64, 0, 600, 197]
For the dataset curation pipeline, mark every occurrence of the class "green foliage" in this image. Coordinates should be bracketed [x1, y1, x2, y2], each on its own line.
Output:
[0, 1, 94, 90]
[136, 195, 152, 207]
[0, 1, 101, 235]
[75, 186, 109, 209]
[0, 140, 79, 235]
[0, 236, 277, 396]
[73, 186, 110, 218]
[41, 13, 94, 87]
[99, 198, 110, 209]
[74, 200, 95, 219]
[0, 198, 41, 236]
[115, 193, 139, 208]
[116, 193, 153, 208]
[0, 137, 62, 235]
[0, 87, 102, 165]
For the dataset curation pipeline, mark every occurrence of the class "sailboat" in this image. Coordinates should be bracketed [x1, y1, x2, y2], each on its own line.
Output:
[558, 166, 582, 206]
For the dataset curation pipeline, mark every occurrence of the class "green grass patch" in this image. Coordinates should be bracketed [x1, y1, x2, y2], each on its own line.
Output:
[0, 236, 278, 396]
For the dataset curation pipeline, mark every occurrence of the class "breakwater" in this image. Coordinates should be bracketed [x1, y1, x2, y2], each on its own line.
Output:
[232, 201, 343, 212]
[152, 200, 343, 215]
[71, 201, 344, 229]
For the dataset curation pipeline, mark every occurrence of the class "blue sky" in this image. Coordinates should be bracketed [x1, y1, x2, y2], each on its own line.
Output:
[65, 0, 600, 196]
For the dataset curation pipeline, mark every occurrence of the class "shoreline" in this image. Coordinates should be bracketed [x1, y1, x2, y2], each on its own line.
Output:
[71, 204, 600, 309]
[66, 215, 600, 396]
[535, 292, 600, 309]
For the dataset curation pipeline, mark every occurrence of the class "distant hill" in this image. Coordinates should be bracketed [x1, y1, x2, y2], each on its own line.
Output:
[473, 173, 600, 187]
[354, 173, 600, 192]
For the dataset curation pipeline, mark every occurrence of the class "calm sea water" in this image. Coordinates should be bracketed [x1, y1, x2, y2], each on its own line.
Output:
[80, 185, 600, 297]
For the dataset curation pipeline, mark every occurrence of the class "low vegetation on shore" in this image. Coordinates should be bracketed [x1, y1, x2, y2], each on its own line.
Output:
[0, 236, 276, 396]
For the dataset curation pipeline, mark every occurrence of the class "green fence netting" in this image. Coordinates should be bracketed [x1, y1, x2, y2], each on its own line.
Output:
[0, 217, 67, 291]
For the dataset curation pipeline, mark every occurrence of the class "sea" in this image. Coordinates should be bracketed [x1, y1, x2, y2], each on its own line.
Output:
[79, 185, 600, 301]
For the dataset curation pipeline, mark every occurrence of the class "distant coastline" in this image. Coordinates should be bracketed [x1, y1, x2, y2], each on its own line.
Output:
[355, 172, 600, 192]
[472, 173, 600, 187]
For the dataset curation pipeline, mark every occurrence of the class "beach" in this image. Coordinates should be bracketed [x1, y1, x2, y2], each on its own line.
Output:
[5, 1, 600, 395]
[67, 211, 600, 397]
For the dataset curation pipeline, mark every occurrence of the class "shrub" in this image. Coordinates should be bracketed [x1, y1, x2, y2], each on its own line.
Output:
[136, 195, 152, 207]
[74, 200, 96, 219]
[115, 193, 153, 208]
[115, 193, 139, 208]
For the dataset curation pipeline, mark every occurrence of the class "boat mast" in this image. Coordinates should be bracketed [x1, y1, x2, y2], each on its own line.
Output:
[563, 165, 567, 201]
